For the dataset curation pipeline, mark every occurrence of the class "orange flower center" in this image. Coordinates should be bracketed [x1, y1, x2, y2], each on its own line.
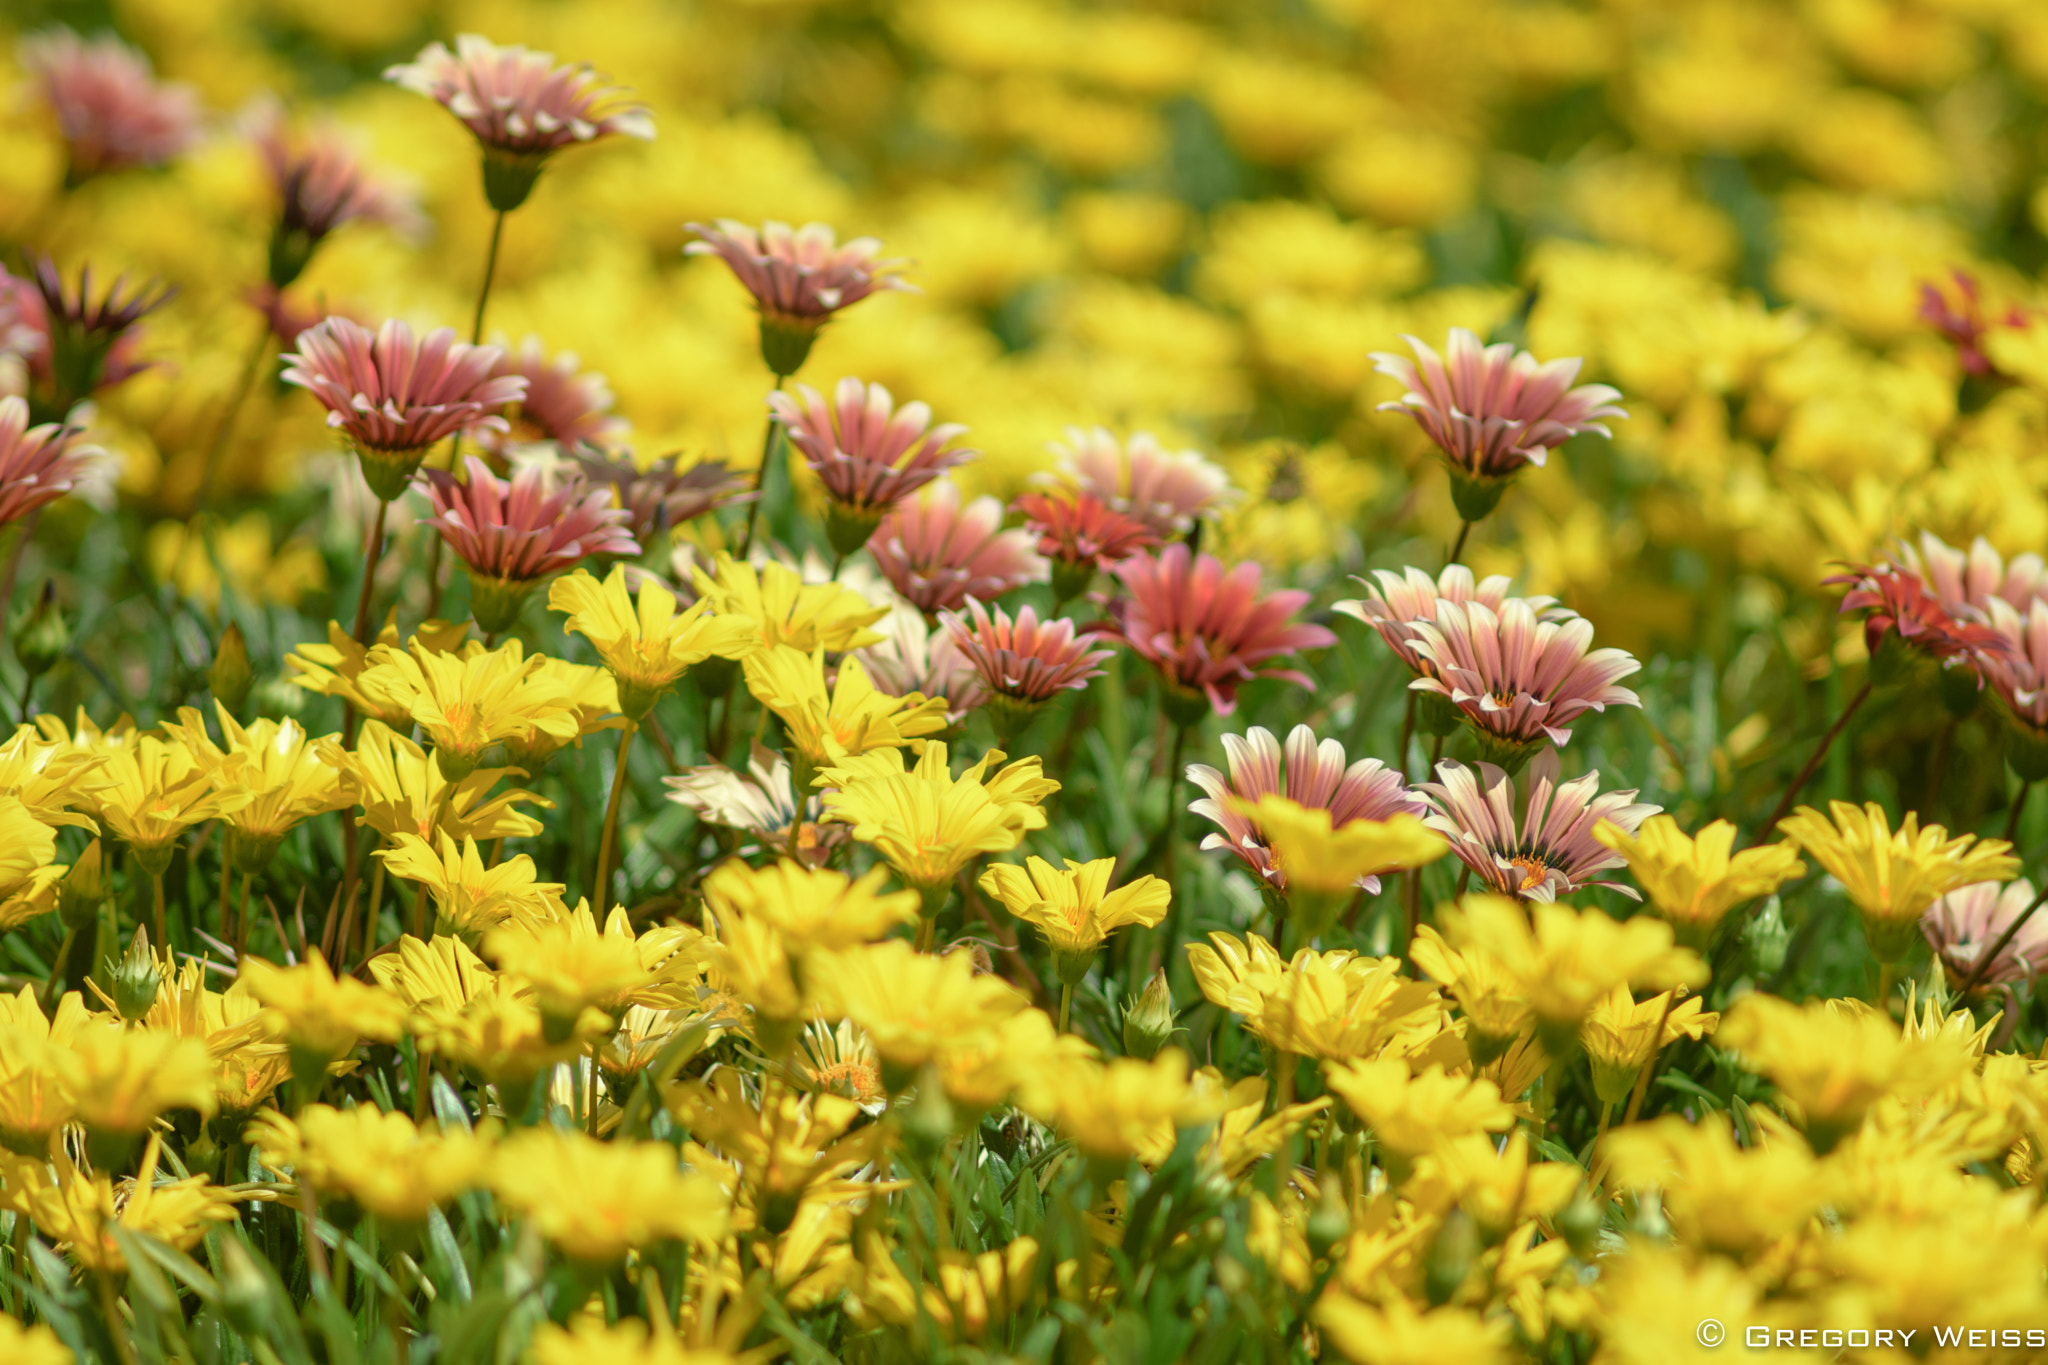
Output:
[1511, 856, 1549, 892]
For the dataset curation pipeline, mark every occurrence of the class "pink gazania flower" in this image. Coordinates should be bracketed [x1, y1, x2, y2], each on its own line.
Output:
[1334, 564, 1562, 677]
[281, 317, 528, 501]
[1012, 488, 1159, 603]
[0, 395, 100, 530]
[22, 256, 171, 420]
[1883, 531, 2048, 622]
[1371, 328, 1626, 521]
[476, 336, 628, 458]
[20, 27, 201, 185]
[942, 598, 1112, 737]
[1187, 724, 1424, 895]
[769, 378, 976, 554]
[1979, 597, 2048, 781]
[1827, 563, 2014, 687]
[867, 480, 1046, 617]
[421, 455, 639, 633]
[1420, 752, 1658, 903]
[1919, 270, 2028, 379]
[575, 450, 751, 545]
[1045, 427, 1235, 538]
[1092, 543, 1336, 723]
[384, 35, 652, 211]
[687, 220, 912, 376]
[1922, 877, 2047, 990]
[254, 108, 422, 289]
[853, 603, 985, 730]
[1401, 597, 1641, 767]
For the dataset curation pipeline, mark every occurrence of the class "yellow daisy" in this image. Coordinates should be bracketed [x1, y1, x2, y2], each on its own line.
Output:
[549, 564, 758, 719]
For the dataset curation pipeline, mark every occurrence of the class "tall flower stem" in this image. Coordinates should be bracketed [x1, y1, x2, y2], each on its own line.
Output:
[351, 498, 393, 648]
[593, 720, 638, 920]
[1058, 984, 1073, 1034]
[1447, 519, 1473, 566]
[737, 377, 788, 557]
[1160, 724, 1191, 887]
[171, 320, 274, 589]
[2006, 781, 2033, 844]
[1621, 992, 1680, 1126]
[150, 873, 168, 956]
[424, 208, 511, 621]
[1754, 681, 1872, 844]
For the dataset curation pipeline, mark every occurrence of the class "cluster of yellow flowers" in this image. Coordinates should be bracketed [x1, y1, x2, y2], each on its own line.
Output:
[6, 0, 2048, 1362]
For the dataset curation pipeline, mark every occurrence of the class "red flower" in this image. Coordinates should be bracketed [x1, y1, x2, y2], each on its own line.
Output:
[478, 336, 628, 456]
[770, 378, 975, 553]
[421, 455, 639, 632]
[1828, 564, 2014, 667]
[942, 599, 1112, 708]
[1013, 489, 1159, 573]
[1092, 543, 1336, 719]
[255, 108, 421, 287]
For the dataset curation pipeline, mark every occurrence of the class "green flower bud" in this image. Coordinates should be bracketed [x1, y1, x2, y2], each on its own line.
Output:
[1424, 1207, 1479, 1306]
[104, 925, 162, 1022]
[209, 621, 254, 715]
[58, 839, 105, 929]
[1306, 1176, 1350, 1263]
[1121, 969, 1177, 1060]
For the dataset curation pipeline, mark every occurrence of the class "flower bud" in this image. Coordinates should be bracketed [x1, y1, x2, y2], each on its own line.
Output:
[104, 925, 162, 1022]
[1306, 1176, 1350, 1263]
[10, 580, 68, 681]
[1424, 1207, 1479, 1306]
[209, 622, 254, 715]
[1557, 1186, 1603, 1261]
[58, 838, 105, 929]
[1121, 969, 1177, 1060]
[1742, 896, 1790, 977]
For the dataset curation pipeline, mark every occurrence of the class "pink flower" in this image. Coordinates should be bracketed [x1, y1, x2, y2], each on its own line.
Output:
[941, 598, 1112, 730]
[1980, 598, 2048, 779]
[21, 28, 201, 184]
[1188, 725, 1423, 894]
[0, 395, 99, 530]
[770, 378, 976, 553]
[1827, 563, 2015, 673]
[1371, 328, 1625, 518]
[1919, 270, 2028, 379]
[1046, 427, 1234, 538]
[254, 108, 422, 287]
[1013, 489, 1158, 573]
[867, 480, 1046, 616]
[422, 454, 637, 581]
[22, 256, 170, 418]
[1885, 531, 2048, 622]
[575, 451, 751, 545]
[281, 317, 527, 500]
[384, 35, 652, 209]
[1092, 543, 1336, 720]
[1401, 598, 1641, 763]
[477, 336, 627, 456]
[686, 221, 912, 375]
[1922, 877, 2047, 990]
[1334, 564, 1562, 676]
[1420, 751, 1657, 903]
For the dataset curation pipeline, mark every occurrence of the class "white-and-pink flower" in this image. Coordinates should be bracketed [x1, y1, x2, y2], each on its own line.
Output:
[1420, 751, 1657, 902]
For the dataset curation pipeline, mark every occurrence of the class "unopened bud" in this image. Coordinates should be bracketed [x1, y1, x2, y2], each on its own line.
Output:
[1121, 969, 1176, 1060]
[58, 839, 105, 929]
[1743, 896, 1790, 977]
[1424, 1207, 1479, 1306]
[209, 622, 253, 715]
[1306, 1176, 1350, 1262]
[1558, 1187, 1603, 1261]
[11, 580, 67, 681]
[105, 925, 162, 1021]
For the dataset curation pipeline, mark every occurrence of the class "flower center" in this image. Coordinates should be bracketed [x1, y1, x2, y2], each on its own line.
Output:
[1510, 855, 1549, 892]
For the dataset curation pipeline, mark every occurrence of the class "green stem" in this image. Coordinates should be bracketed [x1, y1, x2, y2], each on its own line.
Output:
[2006, 780, 2032, 845]
[737, 378, 788, 557]
[1754, 681, 1872, 845]
[192, 319, 272, 514]
[1058, 984, 1072, 1034]
[424, 210, 510, 623]
[350, 497, 392, 648]
[594, 721, 638, 920]
[1447, 518, 1473, 566]
[1622, 992, 1679, 1126]
[151, 873, 168, 957]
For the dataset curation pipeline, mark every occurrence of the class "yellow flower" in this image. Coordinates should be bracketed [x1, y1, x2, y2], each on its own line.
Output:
[1316, 1293, 1509, 1365]
[0, 1317, 71, 1365]
[1593, 816, 1805, 950]
[690, 552, 888, 653]
[0, 987, 100, 1150]
[821, 741, 1058, 894]
[978, 855, 1169, 978]
[1205, 1070, 1331, 1179]
[0, 795, 63, 931]
[375, 833, 566, 940]
[550, 564, 758, 719]
[239, 951, 409, 1061]
[1407, 1129, 1580, 1243]
[670, 1068, 885, 1235]
[1408, 924, 1532, 1065]
[486, 901, 653, 1024]
[1578, 986, 1718, 1106]
[821, 939, 1028, 1080]
[143, 962, 284, 1115]
[706, 910, 807, 1045]
[746, 646, 948, 782]
[1599, 1113, 1824, 1257]
[1778, 801, 2017, 963]
[368, 934, 588, 1084]
[702, 858, 919, 951]
[356, 637, 582, 780]
[163, 703, 348, 872]
[67, 1016, 217, 1136]
[286, 615, 470, 728]
[1716, 993, 1975, 1153]
[79, 733, 245, 877]
[530, 1317, 737, 1365]
[318, 720, 549, 845]
[929, 1007, 1082, 1114]
[1233, 793, 1445, 939]
[1025, 1049, 1226, 1164]
[0, 719, 112, 830]
[1185, 930, 1446, 1062]
[1436, 895, 1706, 1054]
[1586, 1242, 1792, 1365]
[1321, 1055, 1513, 1175]
[249, 1104, 490, 1225]
[21, 1135, 238, 1272]
[490, 1127, 729, 1264]
[511, 655, 626, 771]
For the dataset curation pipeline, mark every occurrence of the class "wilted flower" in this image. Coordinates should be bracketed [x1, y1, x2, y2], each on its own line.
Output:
[282, 318, 527, 500]
[1922, 878, 2048, 990]
[1046, 427, 1235, 538]
[421, 456, 639, 633]
[770, 378, 976, 554]
[1092, 543, 1335, 723]
[868, 481, 1046, 617]
[21, 27, 200, 185]
[254, 108, 421, 288]
[941, 599, 1111, 739]
[573, 450, 749, 544]
[0, 395, 98, 531]
[1421, 752, 1658, 903]
[686, 220, 912, 376]
[1187, 725, 1424, 896]
[479, 336, 629, 456]
[1371, 327, 1625, 520]
[384, 35, 654, 210]
[25, 255, 171, 421]
[1402, 597, 1641, 768]
[1012, 488, 1159, 603]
